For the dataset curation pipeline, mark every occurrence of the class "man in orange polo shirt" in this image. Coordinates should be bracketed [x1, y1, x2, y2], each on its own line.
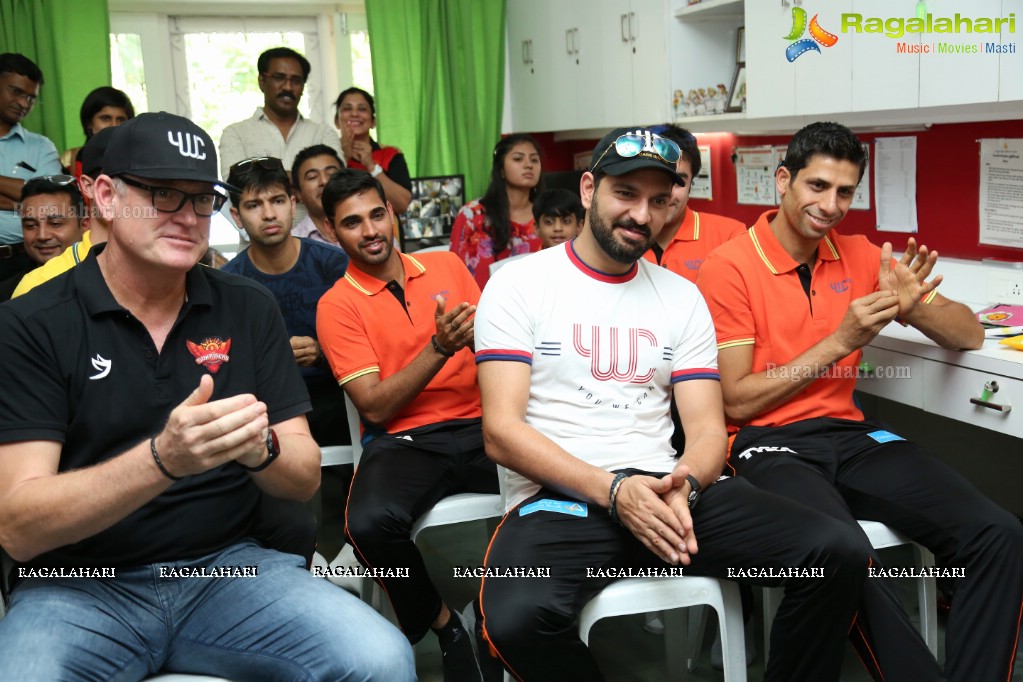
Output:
[642, 124, 746, 283]
[697, 121, 1023, 682]
[317, 168, 497, 682]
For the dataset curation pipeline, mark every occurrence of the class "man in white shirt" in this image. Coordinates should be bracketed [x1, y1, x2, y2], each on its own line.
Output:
[218, 47, 341, 178]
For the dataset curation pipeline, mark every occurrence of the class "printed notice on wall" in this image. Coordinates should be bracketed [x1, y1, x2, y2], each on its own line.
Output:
[735, 147, 778, 205]
[875, 137, 917, 233]
[979, 139, 1023, 249]
[850, 143, 870, 211]
[690, 146, 713, 200]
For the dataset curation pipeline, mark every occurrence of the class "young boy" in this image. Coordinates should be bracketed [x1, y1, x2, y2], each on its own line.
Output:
[532, 188, 584, 248]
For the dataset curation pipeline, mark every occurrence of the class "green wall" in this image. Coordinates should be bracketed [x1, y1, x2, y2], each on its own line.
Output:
[1, 0, 111, 152]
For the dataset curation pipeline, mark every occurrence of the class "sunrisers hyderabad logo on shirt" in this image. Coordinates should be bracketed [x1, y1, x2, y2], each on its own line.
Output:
[186, 337, 232, 374]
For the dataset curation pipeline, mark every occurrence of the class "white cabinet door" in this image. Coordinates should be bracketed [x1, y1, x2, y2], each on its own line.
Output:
[918, 0, 1001, 107]
[745, 0, 796, 118]
[850, 0, 920, 112]
[792, 0, 853, 116]
[999, 0, 1023, 101]
[599, 0, 640, 126]
[554, 3, 607, 131]
[507, 0, 555, 132]
[628, 0, 670, 125]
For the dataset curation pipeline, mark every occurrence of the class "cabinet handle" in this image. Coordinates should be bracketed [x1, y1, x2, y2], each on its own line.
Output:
[969, 397, 1012, 413]
[573, 28, 579, 55]
[528, 40, 533, 64]
[629, 12, 637, 41]
[566, 29, 572, 55]
[621, 14, 629, 42]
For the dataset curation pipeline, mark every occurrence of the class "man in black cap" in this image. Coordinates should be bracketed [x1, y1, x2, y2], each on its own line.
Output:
[473, 127, 870, 681]
[0, 112, 413, 681]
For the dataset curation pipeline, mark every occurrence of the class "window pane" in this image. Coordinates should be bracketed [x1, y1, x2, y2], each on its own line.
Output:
[110, 33, 149, 113]
[183, 31, 309, 150]
[350, 29, 375, 94]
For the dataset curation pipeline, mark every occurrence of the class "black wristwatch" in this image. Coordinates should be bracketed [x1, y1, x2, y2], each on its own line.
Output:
[686, 474, 702, 509]
[241, 428, 280, 472]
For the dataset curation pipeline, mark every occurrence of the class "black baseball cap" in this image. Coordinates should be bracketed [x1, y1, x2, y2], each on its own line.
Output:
[590, 127, 685, 186]
[80, 126, 115, 178]
[103, 112, 235, 191]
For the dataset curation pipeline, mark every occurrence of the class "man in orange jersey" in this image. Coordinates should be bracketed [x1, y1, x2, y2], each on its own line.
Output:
[697, 121, 1023, 682]
[642, 124, 746, 282]
[317, 168, 497, 682]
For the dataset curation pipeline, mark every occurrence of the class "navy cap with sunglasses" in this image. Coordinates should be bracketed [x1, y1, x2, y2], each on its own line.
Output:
[590, 127, 685, 186]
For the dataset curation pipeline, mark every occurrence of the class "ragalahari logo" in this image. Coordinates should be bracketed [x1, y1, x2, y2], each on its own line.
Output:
[783, 7, 839, 62]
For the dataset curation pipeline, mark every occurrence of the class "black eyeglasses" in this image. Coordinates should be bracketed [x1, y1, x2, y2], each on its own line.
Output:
[229, 157, 285, 175]
[5, 84, 38, 106]
[118, 176, 225, 217]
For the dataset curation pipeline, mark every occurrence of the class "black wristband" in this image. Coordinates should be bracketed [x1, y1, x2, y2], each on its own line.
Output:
[431, 334, 454, 358]
[608, 472, 629, 526]
[150, 436, 182, 481]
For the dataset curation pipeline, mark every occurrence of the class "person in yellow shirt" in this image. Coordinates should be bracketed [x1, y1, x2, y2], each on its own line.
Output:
[11, 127, 113, 298]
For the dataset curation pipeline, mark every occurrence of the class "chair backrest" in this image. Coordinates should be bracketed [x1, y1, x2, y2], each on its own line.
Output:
[320, 445, 354, 467]
[344, 392, 364, 466]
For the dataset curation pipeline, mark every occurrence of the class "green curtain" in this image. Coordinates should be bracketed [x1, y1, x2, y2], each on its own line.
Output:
[366, 0, 506, 199]
[0, 0, 111, 153]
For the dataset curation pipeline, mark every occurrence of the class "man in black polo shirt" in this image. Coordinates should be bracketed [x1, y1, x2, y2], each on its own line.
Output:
[0, 112, 413, 681]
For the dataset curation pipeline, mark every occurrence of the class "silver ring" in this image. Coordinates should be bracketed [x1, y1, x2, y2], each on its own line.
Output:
[451, 321, 459, 330]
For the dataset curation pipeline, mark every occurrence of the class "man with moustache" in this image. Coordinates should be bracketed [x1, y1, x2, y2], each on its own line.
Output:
[472, 127, 869, 682]
[222, 155, 349, 447]
[218, 47, 341, 177]
[317, 168, 498, 681]
[0, 176, 87, 301]
[10, 126, 115, 298]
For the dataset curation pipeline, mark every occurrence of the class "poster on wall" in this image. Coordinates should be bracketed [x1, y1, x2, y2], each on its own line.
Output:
[979, 138, 1023, 249]
[735, 146, 778, 205]
[875, 136, 918, 233]
[851, 143, 871, 211]
[689, 145, 713, 200]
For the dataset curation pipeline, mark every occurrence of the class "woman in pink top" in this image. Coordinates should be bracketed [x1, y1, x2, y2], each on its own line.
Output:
[450, 134, 542, 289]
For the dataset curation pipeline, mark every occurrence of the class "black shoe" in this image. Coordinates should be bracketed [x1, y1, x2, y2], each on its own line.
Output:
[437, 605, 483, 682]
[461, 600, 504, 682]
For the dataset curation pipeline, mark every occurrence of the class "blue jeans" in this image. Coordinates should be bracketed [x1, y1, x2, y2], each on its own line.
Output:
[0, 541, 415, 681]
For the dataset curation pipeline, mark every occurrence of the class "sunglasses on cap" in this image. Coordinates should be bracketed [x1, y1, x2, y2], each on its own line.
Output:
[229, 157, 285, 175]
[35, 174, 78, 186]
[591, 132, 682, 171]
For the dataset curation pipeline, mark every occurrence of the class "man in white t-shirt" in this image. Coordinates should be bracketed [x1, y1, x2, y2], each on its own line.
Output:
[473, 127, 872, 682]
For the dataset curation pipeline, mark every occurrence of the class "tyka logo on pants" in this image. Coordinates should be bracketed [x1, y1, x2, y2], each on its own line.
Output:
[168, 131, 206, 160]
[573, 324, 657, 383]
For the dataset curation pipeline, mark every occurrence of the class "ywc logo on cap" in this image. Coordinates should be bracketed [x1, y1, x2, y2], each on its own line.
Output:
[168, 131, 207, 160]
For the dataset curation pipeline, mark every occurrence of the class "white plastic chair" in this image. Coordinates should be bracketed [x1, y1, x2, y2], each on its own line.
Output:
[343, 394, 503, 611]
[761, 519, 939, 662]
[576, 576, 748, 682]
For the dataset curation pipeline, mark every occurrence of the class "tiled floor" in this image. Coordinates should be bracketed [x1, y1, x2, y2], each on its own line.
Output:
[320, 518, 1023, 681]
